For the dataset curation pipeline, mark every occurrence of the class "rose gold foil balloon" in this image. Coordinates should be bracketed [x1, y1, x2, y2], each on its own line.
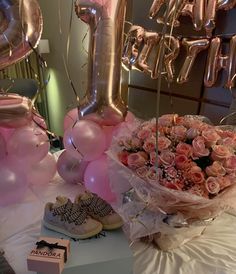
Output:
[217, 0, 236, 10]
[204, 35, 236, 89]
[122, 25, 146, 71]
[0, 93, 33, 128]
[177, 38, 209, 84]
[122, 26, 180, 82]
[0, 0, 43, 70]
[181, 0, 204, 31]
[152, 35, 180, 82]
[149, 0, 188, 27]
[75, 0, 127, 126]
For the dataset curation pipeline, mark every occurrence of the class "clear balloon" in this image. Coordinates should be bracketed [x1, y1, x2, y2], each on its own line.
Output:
[0, 132, 7, 160]
[27, 153, 57, 185]
[67, 120, 106, 161]
[0, 160, 28, 206]
[57, 150, 88, 184]
[0, 0, 43, 70]
[75, 0, 127, 125]
[84, 154, 116, 203]
[7, 126, 50, 164]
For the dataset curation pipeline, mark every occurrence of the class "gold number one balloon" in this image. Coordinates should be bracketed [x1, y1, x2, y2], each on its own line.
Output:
[75, 0, 127, 126]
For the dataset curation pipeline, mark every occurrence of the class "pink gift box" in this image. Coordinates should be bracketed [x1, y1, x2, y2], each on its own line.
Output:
[27, 236, 70, 274]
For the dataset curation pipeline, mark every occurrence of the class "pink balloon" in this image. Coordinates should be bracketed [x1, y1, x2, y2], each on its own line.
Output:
[0, 132, 7, 160]
[32, 112, 47, 130]
[63, 108, 79, 131]
[27, 153, 57, 185]
[57, 150, 88, 184]
[0, 127, 15, 140]
[63, 127, 84, 159]
[7, 126, 50, 164]
[0, 160, 28, 206]
[68, 120, 106, 161]
[125, 111, 135, 123]
[84, 154, 116, 203]
[103, 126, 114, 149]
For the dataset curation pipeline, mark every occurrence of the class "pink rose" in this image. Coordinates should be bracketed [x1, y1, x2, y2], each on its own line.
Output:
[137, 128, 151, 140]
[202, 129, 221, 147]
[163, 181, 182, 190]
[143, 137, 156, 153]
[157, 136, 171, 151]
[127, 152, 147, 169]
[189, 165, 202, 173]
[223, 155, 236, 174]
[218, 176, 232, 191]
[216, 129, 235, 139]
[136, 166, 149, 179]
[159, 150, 175, 167]
[188, 184, 208, 198]
[131, 137, 142, 148]
[206, 161, 226, 177]
[192, 136, 210, 158]
[122, 137, 142, 149]
[205, 177, 220, 194]
[175, 154, 190, 169]
[186, 128, 200, 139]
[176, 142, 193, 158]
[190, 171, 205, 184]
[187, 119, 205, 131]
[149, 151, 160, 166]
[165, 166, 178, 178]
[211, 145, 232, 161]
[158, 114, 177, 126]
[146, 167, 162, 182]
[118, 150, 129, 166]
[170, 125, 187, 141]
[219, 137, 236, 149]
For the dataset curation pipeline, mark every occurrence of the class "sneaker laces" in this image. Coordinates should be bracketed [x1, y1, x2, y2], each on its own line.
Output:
[80, 194, 113, 218]
[53, 199, 87, 225]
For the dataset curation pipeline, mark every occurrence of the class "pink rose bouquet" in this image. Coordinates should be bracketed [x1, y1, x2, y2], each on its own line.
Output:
[108, 114, 236, 250]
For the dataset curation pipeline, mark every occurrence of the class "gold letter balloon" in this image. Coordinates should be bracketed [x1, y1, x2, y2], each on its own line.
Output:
[75, 0, 127, 126]
[0, 0, 43, 70]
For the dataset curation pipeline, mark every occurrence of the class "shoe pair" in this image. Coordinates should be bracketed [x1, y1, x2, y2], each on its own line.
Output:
[43, 192, 123, 239]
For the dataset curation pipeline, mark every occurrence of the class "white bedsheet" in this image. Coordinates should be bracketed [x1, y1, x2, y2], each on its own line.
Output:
[1, 174, 236, 274]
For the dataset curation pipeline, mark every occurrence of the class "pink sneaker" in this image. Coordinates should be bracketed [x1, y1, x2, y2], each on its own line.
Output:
[75, 192, 123, 230]
[43, 196, 103, 239]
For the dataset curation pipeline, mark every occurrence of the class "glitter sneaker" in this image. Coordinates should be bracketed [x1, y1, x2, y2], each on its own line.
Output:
[43, 196, 103, 239]
[75, 192, 123, 230]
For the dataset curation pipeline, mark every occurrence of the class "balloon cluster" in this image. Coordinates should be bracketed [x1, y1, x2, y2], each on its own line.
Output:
[0, 94, 56, 206]
[57, 109, 135, 203]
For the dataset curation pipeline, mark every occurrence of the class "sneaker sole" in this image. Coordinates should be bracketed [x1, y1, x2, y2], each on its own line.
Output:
[43, 220, 103, 240]
[102, 221, 123, 230]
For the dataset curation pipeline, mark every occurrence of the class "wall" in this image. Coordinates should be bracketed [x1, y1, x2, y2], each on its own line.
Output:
[38, 0, 88, 135]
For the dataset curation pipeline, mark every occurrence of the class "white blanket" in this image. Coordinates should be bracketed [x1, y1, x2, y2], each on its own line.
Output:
[1, 174, 236, 274]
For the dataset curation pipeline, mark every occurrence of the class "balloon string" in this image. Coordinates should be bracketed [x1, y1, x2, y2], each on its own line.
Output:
[58, 0, 79, 103]
[155, 0, 172, 179]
